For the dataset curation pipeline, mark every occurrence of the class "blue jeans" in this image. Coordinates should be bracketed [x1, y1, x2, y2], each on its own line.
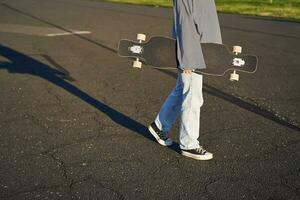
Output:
[154, 72, 203, 150]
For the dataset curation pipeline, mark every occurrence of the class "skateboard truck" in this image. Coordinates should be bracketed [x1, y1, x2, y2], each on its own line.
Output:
[132, 33, 146, 69]
[230, 45, 242, 81]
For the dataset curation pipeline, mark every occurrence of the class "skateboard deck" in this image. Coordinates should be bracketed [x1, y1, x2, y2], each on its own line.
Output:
[118, 35, 258, 81]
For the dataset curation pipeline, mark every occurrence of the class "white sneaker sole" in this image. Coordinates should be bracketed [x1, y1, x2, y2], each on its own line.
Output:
[181, 151, 213, 160]
[148, 125, 173, 146]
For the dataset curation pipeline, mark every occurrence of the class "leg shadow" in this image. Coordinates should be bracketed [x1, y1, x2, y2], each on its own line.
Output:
[155, 69, 300, 132]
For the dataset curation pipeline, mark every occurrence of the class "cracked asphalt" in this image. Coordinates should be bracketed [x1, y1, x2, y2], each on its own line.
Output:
[0, 0, 299, 199]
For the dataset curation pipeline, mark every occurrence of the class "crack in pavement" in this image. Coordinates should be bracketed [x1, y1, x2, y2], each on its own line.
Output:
[268, 139, 300, 155]
[204, 178, 220, 200]
[212, 138, 300, 163]
[280, 177, 300, 197]
[1, 2, 299, 199]
[150, 157, 180, 176]
[0, 183, 65, 199]
[48, 153, 74, 197]
[3, 2, 298, 133]
[92, 178, 127, 200]
[40, 131, 102, 157]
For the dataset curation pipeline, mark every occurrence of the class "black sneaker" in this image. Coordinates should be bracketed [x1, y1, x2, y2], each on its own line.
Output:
[148, 122, 173, 146]
[181, 146, 213, 160]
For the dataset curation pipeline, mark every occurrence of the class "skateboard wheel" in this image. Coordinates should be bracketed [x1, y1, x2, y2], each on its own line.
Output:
[137, 33, 146, 42]
[133, 60, 142, 68]
[233, 46, 242, 55]
[230, 71, 239, 81]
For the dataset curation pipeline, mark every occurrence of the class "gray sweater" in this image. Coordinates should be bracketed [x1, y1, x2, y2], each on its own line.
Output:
[172, 0, 222, 69]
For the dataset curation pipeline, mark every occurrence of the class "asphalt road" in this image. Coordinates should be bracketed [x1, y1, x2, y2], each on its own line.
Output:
[0, 0, 299, 199]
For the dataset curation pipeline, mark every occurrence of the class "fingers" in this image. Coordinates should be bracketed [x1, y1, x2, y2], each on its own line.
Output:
[183, 69, 192, 75]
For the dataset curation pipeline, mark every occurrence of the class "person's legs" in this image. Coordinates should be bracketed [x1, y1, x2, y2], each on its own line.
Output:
[149, 73, 182, 146]
[150, 72, 203, 148]
[179, 72, 213, 160]
[149, 72, 212, 159]
[154, 74, 182, 133]
[179, 72, 203, 150]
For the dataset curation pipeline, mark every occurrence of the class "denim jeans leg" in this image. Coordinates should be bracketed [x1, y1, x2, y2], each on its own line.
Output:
[179, 73, 203, 150]
[155, 74, 182, 133]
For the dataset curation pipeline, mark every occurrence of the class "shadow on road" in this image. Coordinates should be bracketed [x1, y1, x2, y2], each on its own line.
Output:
[156, 69, 300, 132]
[0, 44, 184, 152]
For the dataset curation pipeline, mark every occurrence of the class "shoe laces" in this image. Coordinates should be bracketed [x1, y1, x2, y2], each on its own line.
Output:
[158, 130, 168, 140]
[160, 133, 169, 140]
[196, 146, 207, 154]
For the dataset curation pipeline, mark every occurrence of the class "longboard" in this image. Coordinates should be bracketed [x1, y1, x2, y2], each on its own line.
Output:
[118, 34, 258, 81]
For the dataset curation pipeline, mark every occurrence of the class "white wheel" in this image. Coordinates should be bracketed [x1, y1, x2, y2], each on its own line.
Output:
[233, 46, 242, 55]
[230, 71, 239, 81]
[137, 33, 146, 42]
[133, 59, 142, 69]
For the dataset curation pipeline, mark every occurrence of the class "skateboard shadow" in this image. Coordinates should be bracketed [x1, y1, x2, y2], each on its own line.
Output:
[0, 44, 171, 148]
